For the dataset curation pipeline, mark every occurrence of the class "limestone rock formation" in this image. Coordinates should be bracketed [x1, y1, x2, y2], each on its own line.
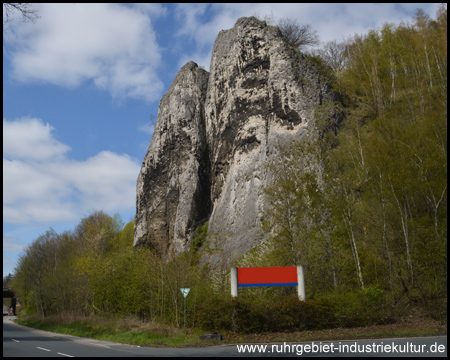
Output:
[134, 61, 210, 254]
[135, 17, 340, 262]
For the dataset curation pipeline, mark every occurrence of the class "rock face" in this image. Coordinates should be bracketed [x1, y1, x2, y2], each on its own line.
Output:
[135, 17, 340, 262]
[134, 61, 210, 254]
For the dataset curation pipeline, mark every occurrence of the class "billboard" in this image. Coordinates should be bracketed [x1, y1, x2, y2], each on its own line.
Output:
[231, 266, 305, 300]
[237, 266, 298, 287]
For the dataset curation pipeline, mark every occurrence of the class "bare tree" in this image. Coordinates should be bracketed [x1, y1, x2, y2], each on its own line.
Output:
[277, 18, 320, 51]
[254, 13, 320, 52]
[3, 3, 39, 30]
[310, 40, 350, 73]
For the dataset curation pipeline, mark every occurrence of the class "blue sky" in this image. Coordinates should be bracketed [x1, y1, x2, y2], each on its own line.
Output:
[3, 3, 442, 277]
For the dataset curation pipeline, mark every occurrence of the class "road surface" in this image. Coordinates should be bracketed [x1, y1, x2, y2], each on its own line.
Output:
[3, 316, 447, 357]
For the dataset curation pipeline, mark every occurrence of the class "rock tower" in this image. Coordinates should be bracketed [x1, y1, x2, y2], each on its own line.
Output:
[134, 17, 340, 263]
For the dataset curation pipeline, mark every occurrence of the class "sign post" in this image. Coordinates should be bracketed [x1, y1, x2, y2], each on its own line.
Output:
[180, 288, 190, 327]
[297, 265, 305, 301]
[231, 267, 238, 297]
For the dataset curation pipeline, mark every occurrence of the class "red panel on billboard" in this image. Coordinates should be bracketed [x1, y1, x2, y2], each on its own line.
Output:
[237, 266, 297, 287]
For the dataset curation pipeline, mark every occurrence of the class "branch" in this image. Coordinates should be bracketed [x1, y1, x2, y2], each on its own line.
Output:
[3, 3, 40, 29]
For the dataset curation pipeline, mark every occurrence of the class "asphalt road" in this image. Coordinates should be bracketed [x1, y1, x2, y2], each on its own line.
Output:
[3, 316, 447, 357]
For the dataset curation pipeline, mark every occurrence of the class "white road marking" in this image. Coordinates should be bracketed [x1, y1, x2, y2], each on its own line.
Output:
[57, 352, 74, 357]
[37, 346, 51, 351]
[12, 339, 20, 342]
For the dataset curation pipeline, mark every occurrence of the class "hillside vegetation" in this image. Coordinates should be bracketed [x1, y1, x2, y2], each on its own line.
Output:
[11, 6, 446, 334]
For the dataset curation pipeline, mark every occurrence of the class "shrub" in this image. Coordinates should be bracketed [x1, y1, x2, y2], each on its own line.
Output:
[191, 223, 208, 251]
[195, 294, 234, 331]
[316, 286, 394, 328]
[195, 293, 338, 333]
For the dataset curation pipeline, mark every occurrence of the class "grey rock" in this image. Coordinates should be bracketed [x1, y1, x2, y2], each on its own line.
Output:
[134, 61, 210, 255]
[134, 17, 340, 263]
[205, 17, 338, 264]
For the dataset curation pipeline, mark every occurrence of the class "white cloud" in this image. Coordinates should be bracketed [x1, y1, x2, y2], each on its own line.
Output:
[56, 151, 140, 211]
[3, 158, 71, 206]
[174, 4, 210, 40]
[3, 117, 70, 161]
[3, 3, 164, 102]
[3, 117, 140, 225]
[173, 3, 441, 66]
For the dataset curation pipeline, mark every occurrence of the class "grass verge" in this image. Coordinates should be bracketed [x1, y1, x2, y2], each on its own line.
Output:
[15, 314, 205, 347]
[14, 311, 446, 348]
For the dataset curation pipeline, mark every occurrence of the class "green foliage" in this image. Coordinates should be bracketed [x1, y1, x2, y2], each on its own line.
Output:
[330, 7, 448, 300]
[260, 5, 446, 314]
[11, 7, 446, 332]
[196, 293, 341, 333]
[316, 286, 395, 328]
[304, 54, 337, 89]
[191, 222, 208, 251]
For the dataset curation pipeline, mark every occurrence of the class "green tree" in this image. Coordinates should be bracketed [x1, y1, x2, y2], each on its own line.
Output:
[13, 229, 60, 317]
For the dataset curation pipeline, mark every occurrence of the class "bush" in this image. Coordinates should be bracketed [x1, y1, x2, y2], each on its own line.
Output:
[195, 294, 234, 331]
[195, 293, 338, 333]
[316, 286, 394, 328]
[191, 222, 208, 251]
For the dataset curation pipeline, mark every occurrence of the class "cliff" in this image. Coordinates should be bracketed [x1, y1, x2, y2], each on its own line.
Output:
[134, 61, 210, 254]
[134, 17, 340, 263]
